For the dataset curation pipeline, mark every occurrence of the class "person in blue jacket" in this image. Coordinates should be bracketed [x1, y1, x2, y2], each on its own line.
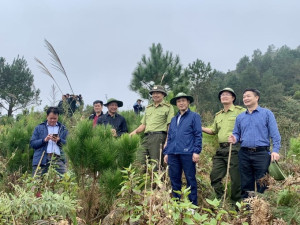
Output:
[30, 106, 68, 176]
[164, 93, 202, 205]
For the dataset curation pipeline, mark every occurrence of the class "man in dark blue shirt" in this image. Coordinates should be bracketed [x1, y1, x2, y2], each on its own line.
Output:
[97, 98, 128, 137]
[229, 88, 281, 199]
[164, 93, 202, 206]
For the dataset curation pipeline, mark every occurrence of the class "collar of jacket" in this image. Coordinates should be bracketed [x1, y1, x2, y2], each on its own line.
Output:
[106, 112, 119, 118]
[92, 111, 103, 117]
[42, 120, 63, 128]
[175, 108, 191, 118]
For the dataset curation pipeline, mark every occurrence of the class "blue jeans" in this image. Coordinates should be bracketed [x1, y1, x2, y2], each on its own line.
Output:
[238, 148, 270, 199]
[168, 154, 197, 205]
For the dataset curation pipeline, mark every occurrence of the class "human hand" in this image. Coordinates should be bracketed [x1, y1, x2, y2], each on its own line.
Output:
[271, 152, 280, 162]
[228, 134, 237, 144]
[129, 130, 137, 136]
[44, 134, 52, 142]
[111, 129, 117, 137]
[164, 155, 168, 164]
[51, 134, 60, 143]
[192, 153, 200, 163]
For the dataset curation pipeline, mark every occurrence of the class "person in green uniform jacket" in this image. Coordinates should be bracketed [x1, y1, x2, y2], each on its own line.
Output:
[202, 88, 245, 203]
[130, 85, 174, 170]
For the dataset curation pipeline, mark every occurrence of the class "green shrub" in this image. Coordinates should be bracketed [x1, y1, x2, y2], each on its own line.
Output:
[0, 112, 43, 173]
[120, 110, 143, 133]
[293, 90, 300, 100]
[277, 189, 300, 207]
[0, 185, 78, 224]
[288, 136, 300, 161]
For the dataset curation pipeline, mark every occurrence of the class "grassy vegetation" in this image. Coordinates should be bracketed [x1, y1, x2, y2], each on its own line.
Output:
[0, 109, 299, 224]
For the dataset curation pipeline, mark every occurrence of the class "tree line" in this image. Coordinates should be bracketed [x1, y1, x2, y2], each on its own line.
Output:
[130, 44, 300, 123]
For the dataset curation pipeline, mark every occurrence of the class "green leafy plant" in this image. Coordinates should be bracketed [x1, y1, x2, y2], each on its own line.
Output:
[0, 184, 78, 224]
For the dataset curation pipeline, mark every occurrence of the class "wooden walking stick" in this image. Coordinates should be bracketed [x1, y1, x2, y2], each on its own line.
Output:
[33, 151, 45, 178]
[223, 143, 232, 207]
[159, 143, 162, 173]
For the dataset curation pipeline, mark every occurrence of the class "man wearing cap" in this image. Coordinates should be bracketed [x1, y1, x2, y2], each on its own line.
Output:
[202, 88, 245, 203]
[133, 99, 144, 115]
[130, 85, 174, 170]
[89, 100, 104, 127]
[97, 98, 128, 137]
[229, 88, 281, 199]
[164, 93, 202, 205]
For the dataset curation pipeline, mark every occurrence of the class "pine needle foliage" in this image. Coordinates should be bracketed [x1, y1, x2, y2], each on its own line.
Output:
[0, 112, 42, 173]
[64, 120, 140, 183]
[114, 134, 141, 169]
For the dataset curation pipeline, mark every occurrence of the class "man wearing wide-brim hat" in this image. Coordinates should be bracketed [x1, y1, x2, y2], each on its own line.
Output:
[164, 92, 202, 206]
[202, 88, 245, 203]
[97, 98, 128, 137]
[130, 85, 174, 170]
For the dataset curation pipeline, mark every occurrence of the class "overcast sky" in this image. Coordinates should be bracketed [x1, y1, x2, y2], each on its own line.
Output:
[1, 0, 299, 113]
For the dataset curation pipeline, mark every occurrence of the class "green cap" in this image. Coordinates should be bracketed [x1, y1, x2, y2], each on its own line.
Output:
[269, 161, 286, 181]
[218, 87, 236, 103]
[170, 92, 194, 105]
[104, 98, 123, 107]
[149, 85, 167, 96]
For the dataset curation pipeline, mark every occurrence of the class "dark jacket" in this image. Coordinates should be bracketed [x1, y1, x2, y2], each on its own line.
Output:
[88, 111, 103, 120]
[30, 121, 68, 166]
[164, 109, 202, 155]
[97, 112, 128, 137]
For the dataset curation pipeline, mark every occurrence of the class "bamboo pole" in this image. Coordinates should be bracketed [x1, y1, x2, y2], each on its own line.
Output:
[33, 151, 45, 178]
[223, 143, 232, 207]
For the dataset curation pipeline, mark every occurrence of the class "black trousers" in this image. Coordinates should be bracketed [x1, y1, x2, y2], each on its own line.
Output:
[238, 148, 270, 199]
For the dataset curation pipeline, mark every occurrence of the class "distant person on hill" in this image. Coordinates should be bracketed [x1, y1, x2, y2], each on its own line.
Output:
[68, 94, 77, 116]
[97, 98, 128, 137]
[57, 94, 67, 114]
[229, 88, 281, 199]
[89, 100, 104, 127]
[202, 88, 245, 203]
[133, 99, 144, 115]
[30, 107, 68, 176]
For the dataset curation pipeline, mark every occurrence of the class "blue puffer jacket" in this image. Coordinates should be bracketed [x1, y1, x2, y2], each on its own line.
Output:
[164, 109, 202, 155]
[30, 121, 68, 166]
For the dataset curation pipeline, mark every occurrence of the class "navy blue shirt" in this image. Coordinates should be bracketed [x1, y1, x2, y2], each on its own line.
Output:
[164, 109, 202, 155]
[97, 112, 128, 137]
[232, 106, 281, 153]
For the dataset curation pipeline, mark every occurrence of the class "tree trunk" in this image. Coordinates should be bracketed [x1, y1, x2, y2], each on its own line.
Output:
[7, 103, 13, 117]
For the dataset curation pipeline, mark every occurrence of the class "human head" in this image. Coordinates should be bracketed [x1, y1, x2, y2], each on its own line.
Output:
[46, 107, 59, 126]
[243, 88, 260, 108]
[137, 99, 142, 104]
[171, 93, 193, 112]
[218, 88, 236, 104]
[149, 85, 167, 96]
[149, 85, 167, 104]
[93, 100, 103, 115]
[104, 98, 123, 115]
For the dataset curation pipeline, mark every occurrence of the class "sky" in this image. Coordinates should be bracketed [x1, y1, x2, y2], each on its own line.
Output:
[1, 0, 300, 114]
